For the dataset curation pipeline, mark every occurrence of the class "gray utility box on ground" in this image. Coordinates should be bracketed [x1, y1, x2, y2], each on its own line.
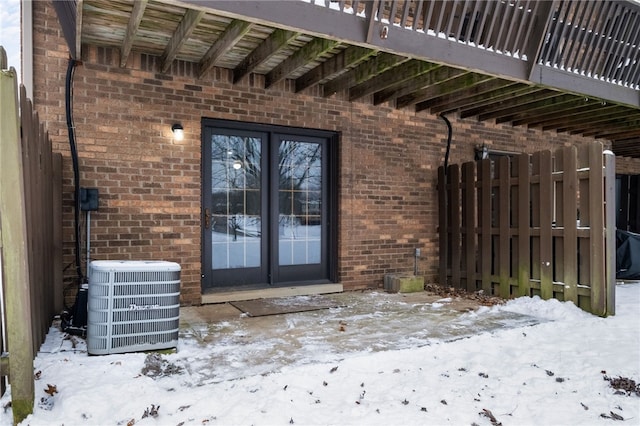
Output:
[87, 260, 181, 355]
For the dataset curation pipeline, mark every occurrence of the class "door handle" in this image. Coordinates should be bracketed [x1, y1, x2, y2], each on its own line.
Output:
[204, 208, 211, 229]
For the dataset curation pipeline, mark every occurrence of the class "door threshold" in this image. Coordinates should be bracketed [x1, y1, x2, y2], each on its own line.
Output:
[201, 283, 343, 304]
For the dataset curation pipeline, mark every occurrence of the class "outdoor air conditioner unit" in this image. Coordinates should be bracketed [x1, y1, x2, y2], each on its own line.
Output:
[87, 260, 181, 355]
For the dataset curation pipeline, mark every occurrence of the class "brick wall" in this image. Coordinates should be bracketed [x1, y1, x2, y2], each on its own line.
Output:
[33, 0, 629, 306]
[616, 156, 640, 175]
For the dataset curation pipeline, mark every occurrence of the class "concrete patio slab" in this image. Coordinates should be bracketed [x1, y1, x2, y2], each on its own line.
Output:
[177, 290, 541, 384]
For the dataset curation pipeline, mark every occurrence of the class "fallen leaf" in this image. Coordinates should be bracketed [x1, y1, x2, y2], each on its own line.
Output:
[44, 384, 57, 396]
[479, 408, 502, 426]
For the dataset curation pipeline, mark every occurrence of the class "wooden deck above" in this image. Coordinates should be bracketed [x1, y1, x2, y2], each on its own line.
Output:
[53, 0, 640, 157]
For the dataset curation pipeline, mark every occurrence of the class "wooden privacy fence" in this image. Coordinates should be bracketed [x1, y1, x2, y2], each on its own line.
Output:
[1, 47, 63, 424]
[438, 142, 616, 317]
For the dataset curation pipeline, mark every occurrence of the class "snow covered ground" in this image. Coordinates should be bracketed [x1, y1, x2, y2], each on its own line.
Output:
[1, 283, 639, 425]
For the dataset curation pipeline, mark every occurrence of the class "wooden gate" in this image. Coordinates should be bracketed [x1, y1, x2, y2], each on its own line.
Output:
[438, 142, 616, 316]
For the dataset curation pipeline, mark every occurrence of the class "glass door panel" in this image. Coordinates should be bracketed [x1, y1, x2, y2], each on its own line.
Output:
[211, 134, 262, 269]
[278, 140, 323, 266]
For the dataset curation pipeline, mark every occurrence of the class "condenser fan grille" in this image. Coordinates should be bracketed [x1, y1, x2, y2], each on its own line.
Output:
[87, 260, 180, 355]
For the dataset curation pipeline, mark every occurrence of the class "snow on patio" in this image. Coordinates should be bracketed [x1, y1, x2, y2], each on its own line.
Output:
[1, 284, 638, 425]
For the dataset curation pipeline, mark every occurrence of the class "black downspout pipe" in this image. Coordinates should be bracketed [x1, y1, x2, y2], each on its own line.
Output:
[65, 57, 83, 283]
[439, 114, 452, 174]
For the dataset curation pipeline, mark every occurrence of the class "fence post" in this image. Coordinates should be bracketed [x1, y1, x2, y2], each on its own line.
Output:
[604, 150, 616, 316]
[0, 66, 35, 423]
[588, 142, 606, 316]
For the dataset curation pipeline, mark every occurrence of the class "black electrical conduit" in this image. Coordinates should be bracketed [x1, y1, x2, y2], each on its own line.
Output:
[65, 57, 84, 284]
[439, 114, 452, 175]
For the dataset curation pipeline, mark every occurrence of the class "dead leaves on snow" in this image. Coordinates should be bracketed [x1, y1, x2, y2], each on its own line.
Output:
[424, 283, 504, 306]
[479, 408, 502, 426]
[603, 373, 640, 396]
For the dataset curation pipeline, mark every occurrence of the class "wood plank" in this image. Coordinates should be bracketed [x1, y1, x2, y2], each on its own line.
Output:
[438, 166, 448, 287]
[458, 85, 541, 118]
[373, 64, 446, 105]
[588, 142, 606, 316]
[160, 9, 206, 73]
[515, 153, 531, 297]
[0, 45, 6, 69]
[497, 156, 511, 298]
[462, 161, 477, 292]
[365, 0, 381, 43]
[421, 79, 511, 114]
[530, 152, 541, 295]
[295, 46, 375, 92]
[450, 165, 461, 288]
[604, 149, 616, 316]
[560, 146, 578, 304]
[349, 59, 439, 101]
[538, 150, 554, 300]
[120, 0, 147, 67]
[323, 52, 410, 97]
[75, 0, 84, 60]
[478, 159, 492, 293]
[0, 65, 35, 424]
[397, 71, 486, 109]
[266, 38, 338, 88]
[233, 29, 299, 83]
[53, 153, 64, 314]
[198, 19, 253, 78]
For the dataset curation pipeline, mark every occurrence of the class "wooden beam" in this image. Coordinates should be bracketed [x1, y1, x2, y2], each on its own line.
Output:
[390, 67, 466, 108]
[75, 0, 83, 60]
[295, 45, 375, 92]
[495, 95, 587, 124]
[566, 111, 640, 135]
[505, 97, 601, 126]
[474, 90, 564, 121]
[323, 52, 410, 97]
[349, 60, 439, 101]
[233, 29, 299, 83]
[459, 87, 547, 118]
[373, 65, 447, 105]
[397, 71, 483, 109]
[120, 0, 147, 67]
[583, 122, 640, 140]
[198, 19, 253, 78]
[515, 103, 605, 128]
[414, 75, 497, 112]
[365, 0, 381, 43]
[265, 38, 338, 88]
[427, 81, 523, 115]
[543, 106, 628, 132]
[188, 0, 530, 84]
[525, 0, 554, 78]
[160, 9, 206, 73]
[530, 64, 640, 108]
[453, 85, 542, 117]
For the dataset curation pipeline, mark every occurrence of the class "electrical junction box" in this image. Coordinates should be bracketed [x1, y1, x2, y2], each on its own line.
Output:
[87, 260, 181, 355]
[81, 187, 99, 211]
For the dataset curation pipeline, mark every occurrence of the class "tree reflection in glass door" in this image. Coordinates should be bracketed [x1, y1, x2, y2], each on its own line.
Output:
[278, 140, 322, 266]
[211, 135, 262, 269]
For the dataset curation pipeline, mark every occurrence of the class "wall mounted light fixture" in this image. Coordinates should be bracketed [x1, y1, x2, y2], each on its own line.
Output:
[171, 123, 184, 141]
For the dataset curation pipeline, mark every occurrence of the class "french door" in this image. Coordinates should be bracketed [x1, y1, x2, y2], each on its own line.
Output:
[202, 119, 337, 291]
